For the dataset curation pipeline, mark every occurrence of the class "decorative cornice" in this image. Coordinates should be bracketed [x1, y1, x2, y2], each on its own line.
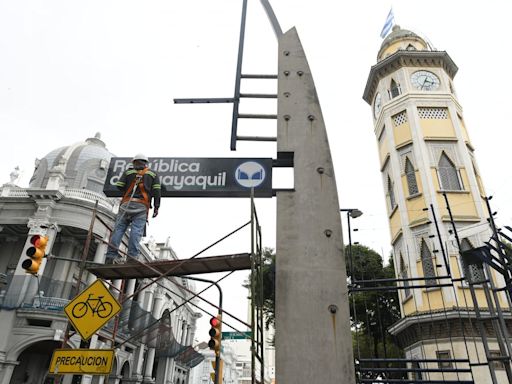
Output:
[363, 50, 458, 104]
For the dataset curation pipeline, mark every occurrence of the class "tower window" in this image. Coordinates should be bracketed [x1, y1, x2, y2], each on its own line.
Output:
[405, 157, 419, 195]
[399, 252, 411, 297]
[392, 111, 408, 126]
[438, 152, 462, 191]
[460, 238, 486, 284]
[387, 176, 397, 211]
[420, 239, 436, 286]
[418, 107, 448, 119]
[389, 79, 401, 98]
[436, 350, 453, 368]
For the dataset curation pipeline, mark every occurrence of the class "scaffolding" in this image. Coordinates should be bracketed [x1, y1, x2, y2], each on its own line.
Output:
[49, 193, 266, 383]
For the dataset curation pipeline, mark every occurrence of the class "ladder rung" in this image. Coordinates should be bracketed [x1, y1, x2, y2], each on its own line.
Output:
[241, 74, 278, 79]
[173, 97, 234, 104]
[238, 113, 277, 119]
[237, 136, 277, 142]
[240, 93, 277, 99]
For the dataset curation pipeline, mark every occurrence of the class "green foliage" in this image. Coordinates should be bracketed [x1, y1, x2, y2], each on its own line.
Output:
[347, 245, 404, 378]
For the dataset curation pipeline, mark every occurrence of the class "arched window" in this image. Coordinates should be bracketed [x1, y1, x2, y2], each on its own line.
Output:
[390, 79, 401, 98]
[399, 252, 411, 297]
[460, 238, 485, 283]
[405, 157, 419, 195]
[438, 152, 462, 191]
[420, 239, 436, 286]
[387, 176, 396, 211]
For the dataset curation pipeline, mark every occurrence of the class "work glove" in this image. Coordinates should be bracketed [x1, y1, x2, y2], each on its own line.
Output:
[152, 208, 159, 218]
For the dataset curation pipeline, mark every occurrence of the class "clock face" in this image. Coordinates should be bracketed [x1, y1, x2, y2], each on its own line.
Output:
[411, 70, 440, 91]
[374, 93, 382, 118]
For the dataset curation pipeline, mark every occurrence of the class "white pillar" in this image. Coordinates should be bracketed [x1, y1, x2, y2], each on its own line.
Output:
[80, 335, 99, 384]
[143, 290, 165, 382]
[0, 363, 17, 384]
[143, 348, 156, 382]
[87, 238, 108, 285]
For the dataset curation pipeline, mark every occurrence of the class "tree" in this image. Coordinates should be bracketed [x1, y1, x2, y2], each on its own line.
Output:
[245, 248, 275, 343]
[348, 244, 403, 379]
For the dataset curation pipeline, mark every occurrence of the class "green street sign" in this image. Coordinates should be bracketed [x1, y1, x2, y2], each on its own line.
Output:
[222, 331, 252, 340]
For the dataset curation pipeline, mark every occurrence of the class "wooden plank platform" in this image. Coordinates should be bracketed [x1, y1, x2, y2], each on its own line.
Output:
[87, 253, 252, 280]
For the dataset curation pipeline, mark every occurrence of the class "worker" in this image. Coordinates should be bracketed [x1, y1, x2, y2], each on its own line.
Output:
[105, 154, 161, 264]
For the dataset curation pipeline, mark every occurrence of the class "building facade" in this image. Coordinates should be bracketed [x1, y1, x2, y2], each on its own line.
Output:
[0, 134, 201, 384]
[364, 26, 511, 382]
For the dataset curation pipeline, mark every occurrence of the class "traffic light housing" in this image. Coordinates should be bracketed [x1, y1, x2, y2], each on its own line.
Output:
[22, 235, 48, 274]
[208, 315, 222, 354]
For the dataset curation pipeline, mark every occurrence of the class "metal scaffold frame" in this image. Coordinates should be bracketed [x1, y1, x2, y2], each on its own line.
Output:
[52, 193, 265, 384]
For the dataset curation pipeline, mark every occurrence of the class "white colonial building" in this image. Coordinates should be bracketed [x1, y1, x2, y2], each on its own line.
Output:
[0, 134, 202, 384]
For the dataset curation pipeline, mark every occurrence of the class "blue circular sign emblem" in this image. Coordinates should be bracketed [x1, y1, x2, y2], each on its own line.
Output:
[235, 161, 266, 188]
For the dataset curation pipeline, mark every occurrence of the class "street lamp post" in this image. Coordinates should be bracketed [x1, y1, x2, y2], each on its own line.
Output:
[340, 208, 363, 279]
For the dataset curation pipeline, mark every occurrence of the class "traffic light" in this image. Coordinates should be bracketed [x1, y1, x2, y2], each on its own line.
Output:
[210, 359, 224, 383]
[208, 315, 222, 354]
[22, 235, 48, 274]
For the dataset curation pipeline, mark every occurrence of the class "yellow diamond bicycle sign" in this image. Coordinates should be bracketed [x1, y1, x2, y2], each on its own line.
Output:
[64, 279, 121, 340]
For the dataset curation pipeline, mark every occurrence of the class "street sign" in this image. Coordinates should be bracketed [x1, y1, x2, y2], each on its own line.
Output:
[49, 349, 115, 374]
[103, 157, 273, 198]
[222, 331, 252, 340]
[64, 279, 121, 340]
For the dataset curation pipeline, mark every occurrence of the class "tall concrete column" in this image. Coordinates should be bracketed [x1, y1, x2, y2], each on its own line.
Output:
[275, 28, 355, 383]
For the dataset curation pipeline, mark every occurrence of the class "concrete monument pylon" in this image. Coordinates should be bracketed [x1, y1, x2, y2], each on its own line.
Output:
[276, 27, 355, 383]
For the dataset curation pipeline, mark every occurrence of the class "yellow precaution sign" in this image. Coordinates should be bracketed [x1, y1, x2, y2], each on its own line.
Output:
[64, 279, 121, 340]
[49, 349, 115, 374]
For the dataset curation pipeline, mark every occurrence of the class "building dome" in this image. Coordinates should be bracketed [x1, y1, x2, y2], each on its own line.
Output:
[29, 133, 115, 194]
[377, 25, 430, 62]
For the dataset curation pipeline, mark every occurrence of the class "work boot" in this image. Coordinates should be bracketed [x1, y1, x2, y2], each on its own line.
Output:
[113, 256, 127, 265]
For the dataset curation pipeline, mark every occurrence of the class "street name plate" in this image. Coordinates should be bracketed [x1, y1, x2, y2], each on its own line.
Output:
[49, 349, 115, 374]
[64, 279, 121, 340]
[222, 331, 252, 340]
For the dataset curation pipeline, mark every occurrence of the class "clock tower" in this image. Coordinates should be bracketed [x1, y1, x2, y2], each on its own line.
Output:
[363, 25, 511, 383]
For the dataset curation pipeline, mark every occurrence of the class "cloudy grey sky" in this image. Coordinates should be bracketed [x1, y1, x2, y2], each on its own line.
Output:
[1, 1, 511, 337]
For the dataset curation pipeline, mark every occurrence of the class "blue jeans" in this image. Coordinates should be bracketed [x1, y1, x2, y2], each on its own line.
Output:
[106, 210, 147, 259]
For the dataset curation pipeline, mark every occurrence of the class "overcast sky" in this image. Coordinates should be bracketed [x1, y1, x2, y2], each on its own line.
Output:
[1, 1, 511, 339]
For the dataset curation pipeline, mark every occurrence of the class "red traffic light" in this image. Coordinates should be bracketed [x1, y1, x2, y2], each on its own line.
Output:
[210, 317, 220, 327]
[208, 315, 222, 353]
[30, 235, 48, 248]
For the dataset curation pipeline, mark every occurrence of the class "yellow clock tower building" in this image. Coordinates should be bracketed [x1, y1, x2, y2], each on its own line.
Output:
[363, 25, 512, 383]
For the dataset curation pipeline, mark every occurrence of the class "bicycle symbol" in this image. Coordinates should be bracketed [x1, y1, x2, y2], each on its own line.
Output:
[71, 294, 114, 319]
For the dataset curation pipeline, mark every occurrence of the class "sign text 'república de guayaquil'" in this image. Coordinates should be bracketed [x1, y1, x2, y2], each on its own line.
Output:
[103, 158, 273, 198]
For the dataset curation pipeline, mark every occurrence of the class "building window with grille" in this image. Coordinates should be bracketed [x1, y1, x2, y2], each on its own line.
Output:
[436, 350, 453, 368]
[438, 152, 462, 191]
[420, 239, 436, 286]
[489, 351, 506, 370]
[387, 176, 397, 211]
[389, 79, 401, 98]
[405, 157, 419, 196]
[460, 238, 486, 284]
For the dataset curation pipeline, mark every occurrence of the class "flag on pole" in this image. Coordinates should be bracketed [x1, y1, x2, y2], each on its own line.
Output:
[380, 8, 395, 38]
